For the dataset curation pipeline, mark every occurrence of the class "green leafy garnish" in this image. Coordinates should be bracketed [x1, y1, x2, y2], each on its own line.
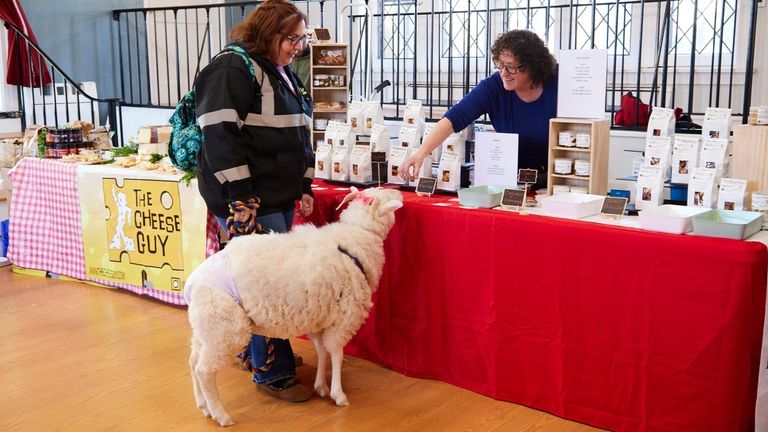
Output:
[180, 171, 197, 186]
[111, 146, 138, 157]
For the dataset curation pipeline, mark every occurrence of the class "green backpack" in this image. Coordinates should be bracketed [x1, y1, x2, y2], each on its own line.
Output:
[168, 44, 257, 173]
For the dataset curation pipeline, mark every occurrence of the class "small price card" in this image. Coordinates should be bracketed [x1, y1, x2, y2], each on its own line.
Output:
[314, 28, 331, 41]
[416, 177, 438, 196]
[518, 168, 538, 185]
[600, 196, 628, 218]
[501, 188, 526, 209]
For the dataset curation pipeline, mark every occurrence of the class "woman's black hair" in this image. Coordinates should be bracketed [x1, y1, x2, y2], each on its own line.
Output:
[490, 29, 556, 87]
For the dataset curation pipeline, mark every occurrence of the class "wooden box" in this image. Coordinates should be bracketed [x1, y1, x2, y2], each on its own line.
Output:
[731, 124, 768, 209]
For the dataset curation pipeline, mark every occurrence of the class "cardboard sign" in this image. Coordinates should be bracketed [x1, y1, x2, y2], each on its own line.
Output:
[501, 188, 526, 208]
[371, 151, 387, 163]
[518, 168, 538, 185]
[314, 28, 331, 41]
[601, 196, 628, 216]
[416, 177, 437, 196]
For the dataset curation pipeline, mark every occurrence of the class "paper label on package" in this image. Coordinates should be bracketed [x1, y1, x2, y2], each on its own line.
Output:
[688, 167, 718, 208]
[752, 192, 768, 211]
[699, 138, 729, 170]
[644, 136, 672, 176]
[671, 135, 700, 183]
[717, 178, 748, 211]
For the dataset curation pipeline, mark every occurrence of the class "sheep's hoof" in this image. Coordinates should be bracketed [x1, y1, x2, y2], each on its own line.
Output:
[332, 393, 349, 407]
[314, 384, 330, 398]
[215, 415, 234, 427]
[201, 407, 211, 418]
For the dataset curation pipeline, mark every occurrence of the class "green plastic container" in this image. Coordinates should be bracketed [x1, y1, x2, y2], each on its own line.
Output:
[458, 185, 505, 208]
[691, 209, 764, 240]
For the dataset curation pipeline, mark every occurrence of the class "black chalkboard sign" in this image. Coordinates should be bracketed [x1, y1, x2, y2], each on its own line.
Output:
[518, 168, 538, 185]
[371, 151, 387, 163]
[416, 177, 438, 196]
[314, 28, 331, 41]
[601, 197, 628, 216]
[501, 188, 526, 207]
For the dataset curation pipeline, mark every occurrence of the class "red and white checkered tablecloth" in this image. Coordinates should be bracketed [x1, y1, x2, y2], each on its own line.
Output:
[7, 157, 219, 305]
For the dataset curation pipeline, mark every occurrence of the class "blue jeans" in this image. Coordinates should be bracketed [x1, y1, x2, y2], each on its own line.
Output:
[216, 208, 297, 385]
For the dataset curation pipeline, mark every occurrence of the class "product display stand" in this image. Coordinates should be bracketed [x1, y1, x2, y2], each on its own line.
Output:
[310, 43, 349, 149]
[547, 118, 610, 195]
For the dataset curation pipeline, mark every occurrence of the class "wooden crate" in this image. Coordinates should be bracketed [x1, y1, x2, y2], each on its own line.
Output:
[731, 124, 768, 209]
[547, 118, 610, 196]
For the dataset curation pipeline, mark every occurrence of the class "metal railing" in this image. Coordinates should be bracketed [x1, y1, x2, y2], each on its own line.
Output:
[112, 0, 761, 129]
[4, 21, 121, 146]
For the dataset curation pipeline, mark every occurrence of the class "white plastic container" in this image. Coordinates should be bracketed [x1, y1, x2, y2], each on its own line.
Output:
[691, 209, 764, 240]
[574, 160, 591, 176]
[540, 193, 605, 219]
[558, 131, 576, 147]
[552, 185, 571, 195]
[554, 158, 573, 174]
[638, 204, 711, 234]
[575, 133, 591, 148]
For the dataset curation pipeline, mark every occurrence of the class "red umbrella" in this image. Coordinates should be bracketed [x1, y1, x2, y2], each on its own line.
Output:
[0, 0, 51, 87]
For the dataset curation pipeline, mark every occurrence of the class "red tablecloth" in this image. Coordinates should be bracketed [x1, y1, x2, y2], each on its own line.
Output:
[303, 181, 767, 432]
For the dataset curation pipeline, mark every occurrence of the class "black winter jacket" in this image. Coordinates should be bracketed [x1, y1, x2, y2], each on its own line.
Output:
[195, 44, 314, 218]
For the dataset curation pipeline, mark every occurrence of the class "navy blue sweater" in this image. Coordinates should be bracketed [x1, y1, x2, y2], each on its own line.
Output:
[444, 71, 558, 172]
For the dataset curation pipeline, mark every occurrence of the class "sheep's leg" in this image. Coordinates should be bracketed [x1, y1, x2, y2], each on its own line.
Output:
[328, 347, 348, 406]
[308, 332, 329, 397]
[187, 284, 251, 427]
[189, 336, 210, 418]
[194, 347, 235, 427]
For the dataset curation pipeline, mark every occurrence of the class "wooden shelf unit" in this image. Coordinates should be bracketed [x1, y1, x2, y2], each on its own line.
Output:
[547, 118, 610, 196]
[732, 124, 768, 209]
[310, 43, 349, 148]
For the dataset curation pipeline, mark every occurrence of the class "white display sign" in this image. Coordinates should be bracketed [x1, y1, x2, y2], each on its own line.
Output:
[557, 49, 608, 119]
[473, 131, 518, 187]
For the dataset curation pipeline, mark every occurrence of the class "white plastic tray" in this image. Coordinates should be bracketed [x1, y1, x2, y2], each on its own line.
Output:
[692, 209, 764, 240]
[638, 205, 711, 234]
[540, 193, 605, 219]
[458, 185, 505, 208]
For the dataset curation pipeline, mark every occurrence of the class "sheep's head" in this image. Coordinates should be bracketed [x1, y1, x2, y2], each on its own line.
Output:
[337, 186, 403, 238]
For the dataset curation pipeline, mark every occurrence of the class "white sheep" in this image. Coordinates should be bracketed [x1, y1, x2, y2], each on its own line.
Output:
[186, 186, 403, 426]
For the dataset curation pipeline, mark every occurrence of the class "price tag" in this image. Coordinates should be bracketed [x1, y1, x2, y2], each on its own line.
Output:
[416, 177, 438, 196]
[517, 168, 538, 185]
[501, 188, 526, 208]
[600, 197, 628, 217]
[314, 28, 331, 41]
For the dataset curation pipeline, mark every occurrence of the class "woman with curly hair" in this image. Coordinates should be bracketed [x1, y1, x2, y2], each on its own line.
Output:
[401, 29, 557, 186]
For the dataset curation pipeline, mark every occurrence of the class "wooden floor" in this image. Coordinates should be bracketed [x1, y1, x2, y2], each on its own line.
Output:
[0, 267, 605, 432]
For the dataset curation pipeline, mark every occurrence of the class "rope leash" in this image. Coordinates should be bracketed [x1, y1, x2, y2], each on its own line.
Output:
[255, 337, 277, 373]
[226, 198, 262, 236]
[236, 337, 277, 374]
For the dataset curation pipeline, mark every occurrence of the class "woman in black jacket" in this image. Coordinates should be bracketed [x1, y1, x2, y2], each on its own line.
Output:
[195, 0, 314, 402]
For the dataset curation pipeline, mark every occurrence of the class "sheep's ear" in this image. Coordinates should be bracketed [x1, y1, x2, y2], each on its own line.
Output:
[335, 188, 359, 211]
[368, 195, 381, 217]
[377, 200, 403, 216]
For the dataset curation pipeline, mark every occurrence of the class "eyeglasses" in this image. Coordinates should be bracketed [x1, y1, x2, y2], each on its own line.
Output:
[282, 33, 309, 47]
[494, 62, 524, 75]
